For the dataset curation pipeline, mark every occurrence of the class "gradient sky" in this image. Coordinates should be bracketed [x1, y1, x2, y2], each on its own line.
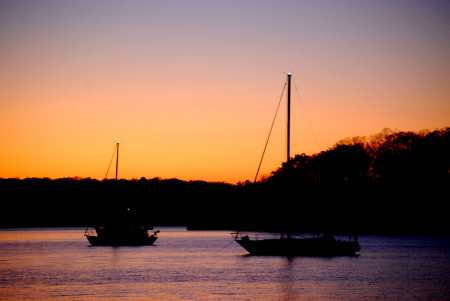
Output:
[1, 0, 449, 183]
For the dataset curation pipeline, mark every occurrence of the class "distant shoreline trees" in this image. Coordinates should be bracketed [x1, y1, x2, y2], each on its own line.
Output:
[2, 127, 448, 186]
[1, 127, 448, 235]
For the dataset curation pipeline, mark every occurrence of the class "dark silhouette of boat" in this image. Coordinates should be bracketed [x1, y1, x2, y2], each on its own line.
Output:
[233, 73, 360, 256]
[84, 141, 159, 246]
[85, 225, 159, 246]
[233, 232, 360, 256]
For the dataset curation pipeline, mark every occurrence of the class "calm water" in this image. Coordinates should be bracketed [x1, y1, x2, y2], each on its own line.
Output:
[0, 228, 449, 300]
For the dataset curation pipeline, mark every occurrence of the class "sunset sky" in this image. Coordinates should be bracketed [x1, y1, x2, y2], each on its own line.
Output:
[1, 0, 449, 183]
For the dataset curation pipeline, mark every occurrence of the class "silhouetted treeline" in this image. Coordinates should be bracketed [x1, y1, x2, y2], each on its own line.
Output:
[1, 128, 448, 236]
[266, 127, 449, 186]
[0, 177, 237, 228]
[256, 127, 449, 235]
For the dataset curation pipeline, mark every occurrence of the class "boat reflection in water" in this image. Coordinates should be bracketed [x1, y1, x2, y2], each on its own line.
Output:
[233, 232, 360, 256]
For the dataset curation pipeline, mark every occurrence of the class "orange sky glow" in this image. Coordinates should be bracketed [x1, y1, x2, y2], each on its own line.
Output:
[1, 1, 449, 183]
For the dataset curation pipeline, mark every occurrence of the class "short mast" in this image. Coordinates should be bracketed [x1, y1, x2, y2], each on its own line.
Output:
[287, 73, 291, 163]
[115, 141, 119, 180]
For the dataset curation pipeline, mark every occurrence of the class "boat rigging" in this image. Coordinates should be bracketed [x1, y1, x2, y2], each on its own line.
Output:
[234, 73, 360, 256]
[85, 141, 159, 246]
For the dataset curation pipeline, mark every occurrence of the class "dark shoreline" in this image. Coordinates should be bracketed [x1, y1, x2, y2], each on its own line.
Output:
[1, 177, 447, 237]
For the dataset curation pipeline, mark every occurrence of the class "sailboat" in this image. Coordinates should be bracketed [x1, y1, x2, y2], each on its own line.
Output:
[84, 141, 159, 246]
[233, 73, 360, 256]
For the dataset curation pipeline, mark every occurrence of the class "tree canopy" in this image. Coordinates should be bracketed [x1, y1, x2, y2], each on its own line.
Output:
[265, 127, 449, 186]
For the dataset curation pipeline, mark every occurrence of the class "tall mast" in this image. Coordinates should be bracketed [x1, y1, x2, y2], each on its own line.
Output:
[287, 73, 291, 162]
[115, 141, 119, 180]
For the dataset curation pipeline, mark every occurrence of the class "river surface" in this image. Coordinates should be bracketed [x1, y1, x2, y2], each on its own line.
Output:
[0, 227, 449, 300]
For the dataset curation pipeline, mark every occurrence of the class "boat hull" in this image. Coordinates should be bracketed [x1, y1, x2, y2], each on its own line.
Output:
[235, 237, 360, 256]
[86, 234, 158, 246]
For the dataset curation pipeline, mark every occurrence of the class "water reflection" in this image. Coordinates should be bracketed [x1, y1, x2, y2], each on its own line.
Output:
[1, 228, 449, 300]
[278, 258, 298, 300]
